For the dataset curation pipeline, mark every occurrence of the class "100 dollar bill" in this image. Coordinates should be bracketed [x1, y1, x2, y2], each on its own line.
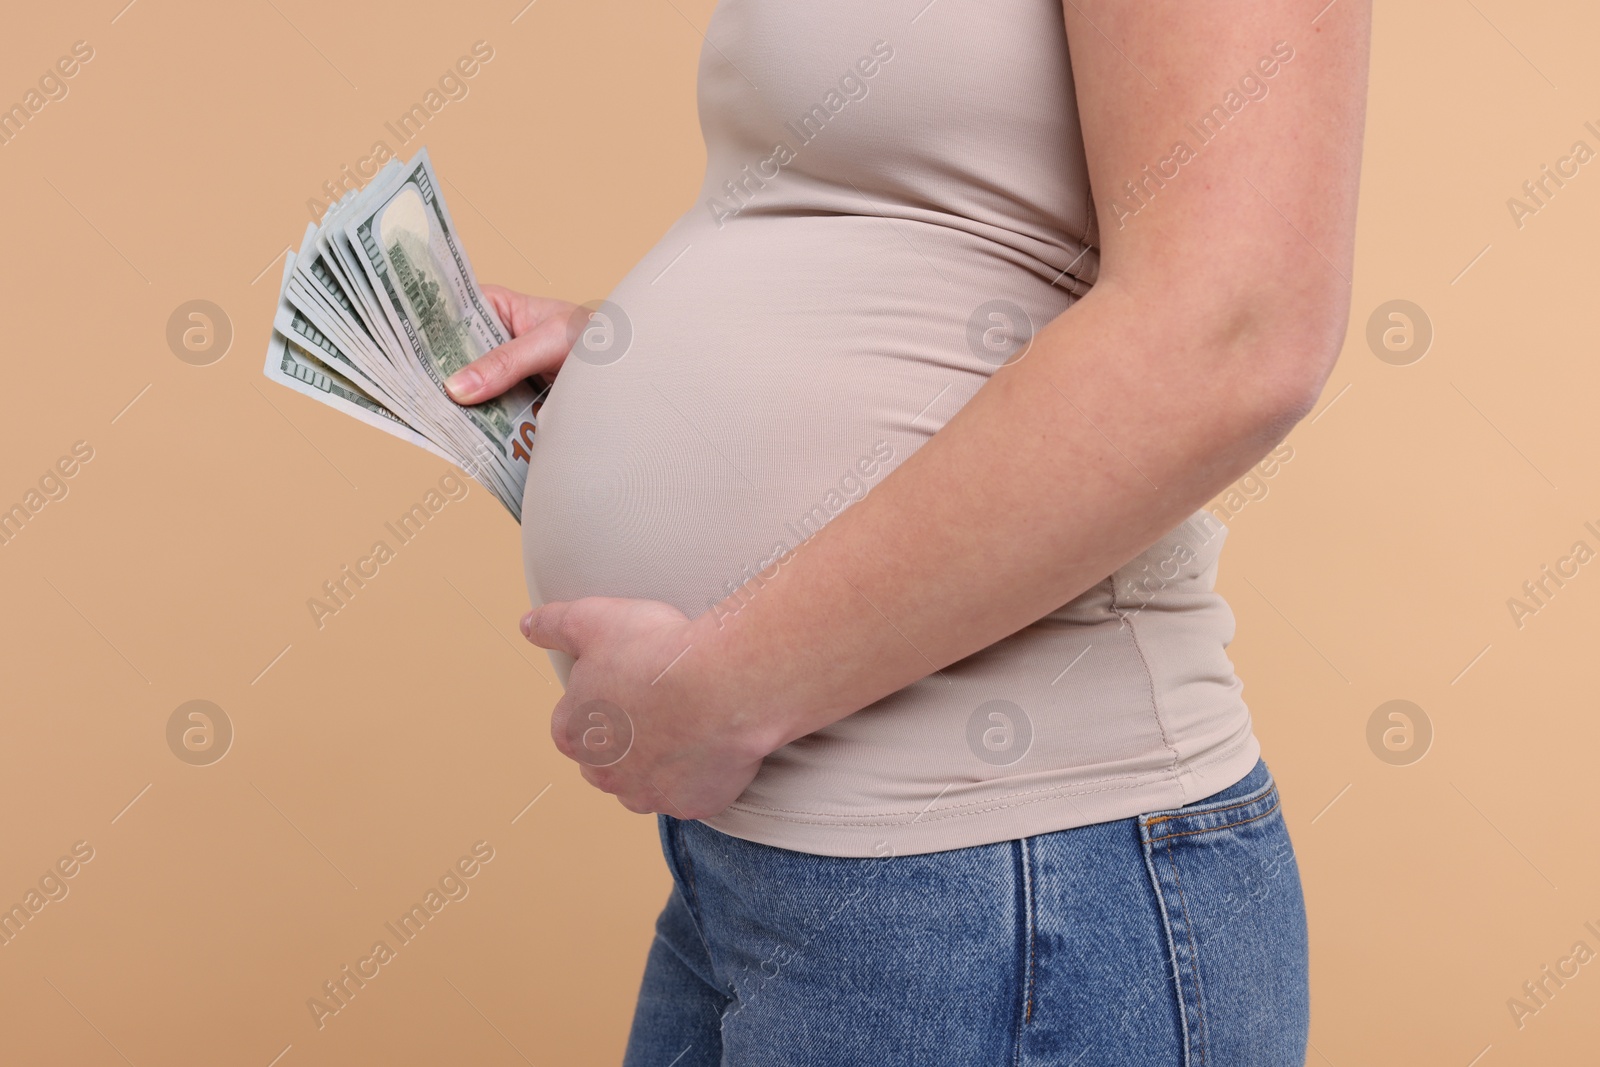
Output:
[264, 251, 456, 463]
[343, 149, 540, 509]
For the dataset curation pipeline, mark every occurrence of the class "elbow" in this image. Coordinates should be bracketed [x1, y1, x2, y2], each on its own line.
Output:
[1089, 261, 1352, 441]
[1220, 274, 1352, 439]
[1249, 377, 1321, 445]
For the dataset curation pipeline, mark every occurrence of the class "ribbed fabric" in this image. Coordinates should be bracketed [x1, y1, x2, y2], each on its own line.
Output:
[521, 0, 1260, 857]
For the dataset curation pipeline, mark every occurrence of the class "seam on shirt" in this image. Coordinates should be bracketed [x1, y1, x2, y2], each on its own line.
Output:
[734, 769, 1159, 819]
[721, 776, 1165, 828]
[1186, 730, 1255, 771]
[1109, 572, 1184, 787]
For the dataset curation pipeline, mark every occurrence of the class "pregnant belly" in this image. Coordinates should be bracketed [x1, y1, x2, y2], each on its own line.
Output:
[519, 211, 1074, 623]
[517, 211, 1256, 843]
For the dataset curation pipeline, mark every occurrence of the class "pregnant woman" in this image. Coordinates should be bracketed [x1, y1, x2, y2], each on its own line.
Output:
[446, 1, 1369, 1062]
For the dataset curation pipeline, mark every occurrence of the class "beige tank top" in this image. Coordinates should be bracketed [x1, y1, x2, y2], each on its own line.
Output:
[521, 0, 1260, 857]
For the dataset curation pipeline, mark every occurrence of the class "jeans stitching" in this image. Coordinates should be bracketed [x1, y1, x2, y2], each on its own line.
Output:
[1147, 798, 1282, 843]
[1012, 838, 1037, 1067]
[1140, 837, 1193, 1062]
[1024, 839, 1036, 1025]
[1143, 781, 1275, 828]
[654, 927, 717, 992]
[664, 819, 720, 992]
[1165, 837, 1210, 1066]
[1028, 899, 1037, 1025]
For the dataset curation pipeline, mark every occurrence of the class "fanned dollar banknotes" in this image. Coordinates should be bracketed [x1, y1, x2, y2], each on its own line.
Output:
[263, 148, 543, 518]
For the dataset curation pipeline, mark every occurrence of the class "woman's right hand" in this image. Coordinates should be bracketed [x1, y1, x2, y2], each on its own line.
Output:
[444, 284, 589, 404]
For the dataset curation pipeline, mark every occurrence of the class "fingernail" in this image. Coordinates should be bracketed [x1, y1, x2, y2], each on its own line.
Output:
[520, 610, 535, 638]
[445, 367, 480, 402]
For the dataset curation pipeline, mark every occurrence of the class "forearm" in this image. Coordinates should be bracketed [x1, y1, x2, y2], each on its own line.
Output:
[679, 277, 1329, 753]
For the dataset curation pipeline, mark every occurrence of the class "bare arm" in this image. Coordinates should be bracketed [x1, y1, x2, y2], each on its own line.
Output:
[526, 0, 1371, 818]
[642, 2, 1370, 747]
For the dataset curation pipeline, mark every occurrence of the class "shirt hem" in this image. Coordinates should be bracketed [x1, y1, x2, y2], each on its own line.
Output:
[694, 732, 1263, 858]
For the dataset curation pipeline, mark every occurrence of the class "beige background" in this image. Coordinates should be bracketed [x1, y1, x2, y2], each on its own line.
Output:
[0, 0, 1595, 1063]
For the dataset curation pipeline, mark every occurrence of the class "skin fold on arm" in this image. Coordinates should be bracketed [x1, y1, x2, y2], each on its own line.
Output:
[469, 0, 1372, 820]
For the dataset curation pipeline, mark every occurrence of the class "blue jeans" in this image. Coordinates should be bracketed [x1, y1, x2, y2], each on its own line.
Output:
[621, 758, 1308, 1066]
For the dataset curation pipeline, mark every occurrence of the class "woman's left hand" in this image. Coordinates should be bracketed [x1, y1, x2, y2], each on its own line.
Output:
[521, 597, 775, 819]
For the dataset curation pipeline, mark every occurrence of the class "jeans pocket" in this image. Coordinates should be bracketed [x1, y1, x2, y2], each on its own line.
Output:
[1137, 764, 1309, 1067]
